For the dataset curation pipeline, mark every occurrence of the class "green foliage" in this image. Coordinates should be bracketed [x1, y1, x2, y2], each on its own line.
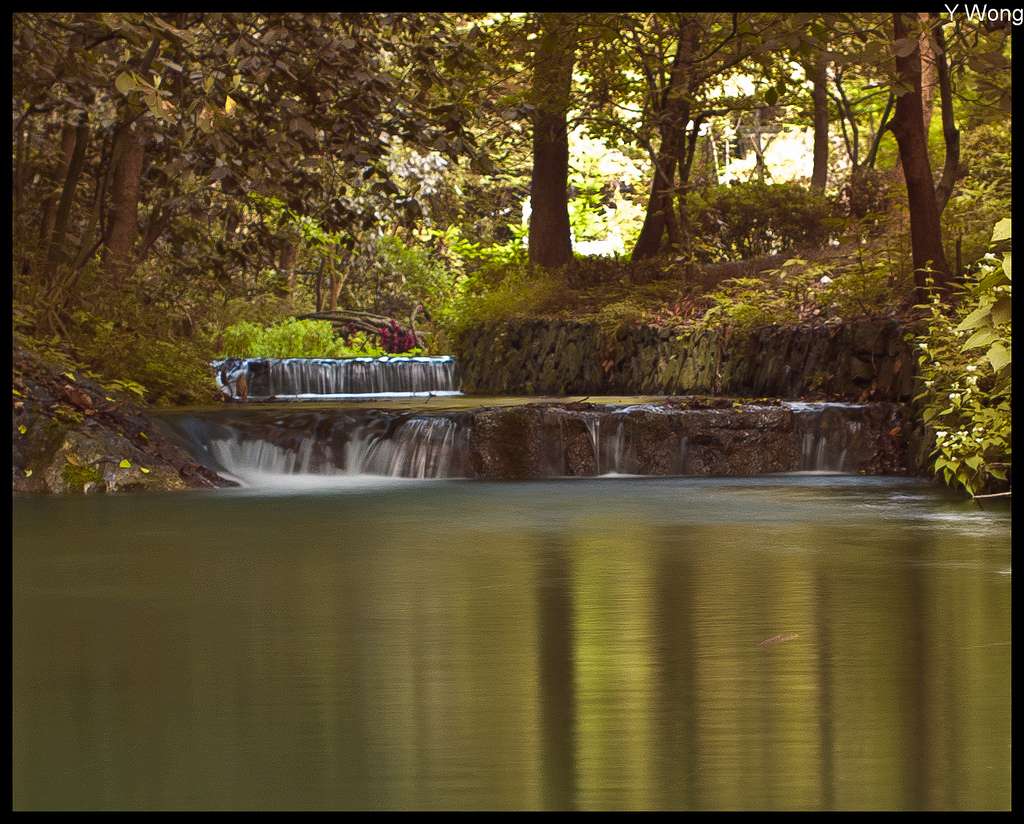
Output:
[700, 275, 802, 332]
[913, 219, 1011, 497]
[593, 299, 648, 333]
[943, 122, 1012, 269]
[218, 318, 393, 359]
[686, 182, 836, 262]
[692, 241, 915, 334]
[443, 263, 573, 336]
[65, 310, 218, 406]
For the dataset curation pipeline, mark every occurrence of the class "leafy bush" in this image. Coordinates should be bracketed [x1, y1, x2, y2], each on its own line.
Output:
[695, 256, 826, 332]
[25, 310, 222, 406]
[442, 263, 573, 336]
[686, 182, 837, 262]
[944, 122, 1012, 270]
[913, 218, 1011, 497]
[593, 298, 648, 333]
[218, 318, 391, 359]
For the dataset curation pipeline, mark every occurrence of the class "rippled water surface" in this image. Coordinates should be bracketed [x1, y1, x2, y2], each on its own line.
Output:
[13, 476, 1011, 810]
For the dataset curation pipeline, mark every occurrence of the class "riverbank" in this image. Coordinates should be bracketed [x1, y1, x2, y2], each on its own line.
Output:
[12, 345, 231, 494]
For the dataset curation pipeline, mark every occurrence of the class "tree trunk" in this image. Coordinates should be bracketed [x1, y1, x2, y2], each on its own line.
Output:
[103, 126, 145, 286]
[327, 264, 344, 311]
[931, 13, 962, 214]
[40, 124, 79, 243]
[632, 152, 678, 260]
[314, 257, 325, 312]
[632, 15, 697, 261]
[280, 240, 297, 291]
[43, 114, 89, 286]
[811, 56, 829, 191]
[890, 13, 950, 290]
[919, 12, 938, 137]
[528, 13, 576, 269]
[674, 117, 703, 246]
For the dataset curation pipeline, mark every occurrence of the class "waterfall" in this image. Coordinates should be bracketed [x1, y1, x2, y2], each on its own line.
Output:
[157, 400, 901, 485]
[213, 356, 460, 400]
[790, 402, 868, 472]
[161, 410, 470, 485]
[344, 417, 466, 479]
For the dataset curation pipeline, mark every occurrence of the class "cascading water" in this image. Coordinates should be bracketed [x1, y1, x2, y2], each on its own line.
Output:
[156, 400, 903, 486]
[160, 410, 470, 485]
[789, 402, 871, 472]
[213, 356, 461, 400]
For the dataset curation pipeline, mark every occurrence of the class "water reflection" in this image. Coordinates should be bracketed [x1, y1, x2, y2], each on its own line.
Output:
[13, 478, 1010, 810]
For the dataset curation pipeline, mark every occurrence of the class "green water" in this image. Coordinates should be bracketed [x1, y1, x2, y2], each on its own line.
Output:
[13, 475, 1011, 810]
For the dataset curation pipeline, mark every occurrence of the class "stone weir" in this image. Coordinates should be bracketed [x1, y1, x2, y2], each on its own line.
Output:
[213, 356, 460, 400]
[157, 399, 910, 483]
[455, 319, 917, 401]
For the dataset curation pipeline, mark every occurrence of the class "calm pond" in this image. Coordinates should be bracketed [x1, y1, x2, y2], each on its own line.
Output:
[13, 475, 1010, 810]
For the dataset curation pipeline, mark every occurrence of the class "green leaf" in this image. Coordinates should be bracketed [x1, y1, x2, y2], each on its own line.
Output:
[115, 72, 137, 95]
[965, 455, 983, 471]
[1003, 252, 1011, 279]
[991, 296, 1011, 326]
[991, 218, 1012, 243]
[956, 302, 993, 332]
[961, 328, 997, 350]
[986, 342, 1011, 372]
[118, 458, 132, 469]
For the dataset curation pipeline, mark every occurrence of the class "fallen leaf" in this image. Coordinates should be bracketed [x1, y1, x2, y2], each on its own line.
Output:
[24, 469, 32, 477]
[140, 467, 151, 474]
[18, 424, 26, 434]
[759, 632, 799, 647]
[118, 459, 132, 469]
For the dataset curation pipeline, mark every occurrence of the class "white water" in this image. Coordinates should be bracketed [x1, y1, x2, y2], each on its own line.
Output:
[205, 415, 467, 485]
[213, 356, 460, 400]
[168, 400, 882, 487]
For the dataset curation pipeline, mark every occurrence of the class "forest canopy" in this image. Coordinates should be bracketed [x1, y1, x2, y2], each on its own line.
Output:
[12, 13, 1011, 406]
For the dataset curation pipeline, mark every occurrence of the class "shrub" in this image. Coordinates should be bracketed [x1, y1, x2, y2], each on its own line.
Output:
[913, 218, 1011, 497]
[686, 182, 836, 262]
[593, 299, 648, 334]
[217, 318, 390, 359]
[24, 310, 223, 406]
[943, 122, 1012, 270]
[440, 263, 574, 336]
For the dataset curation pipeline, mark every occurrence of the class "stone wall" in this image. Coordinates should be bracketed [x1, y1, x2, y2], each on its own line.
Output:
[454, 318, 917, 401]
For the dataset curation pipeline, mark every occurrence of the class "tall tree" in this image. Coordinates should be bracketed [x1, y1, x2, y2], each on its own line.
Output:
[528, 13, 577, 268]
[630, 15, 699, 260]
[889, 12, 950, 288]
[810, 54, 829, 191]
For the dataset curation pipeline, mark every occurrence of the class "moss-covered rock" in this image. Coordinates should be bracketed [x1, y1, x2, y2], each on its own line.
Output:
[13, 344, 233, 495]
